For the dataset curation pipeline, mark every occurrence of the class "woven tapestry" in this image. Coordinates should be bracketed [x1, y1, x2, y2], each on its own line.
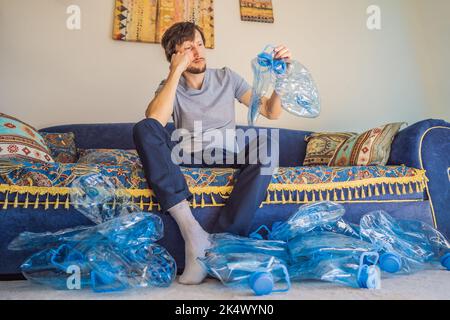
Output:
[240, 0, 274, 23]
[113, 0, 215, 48]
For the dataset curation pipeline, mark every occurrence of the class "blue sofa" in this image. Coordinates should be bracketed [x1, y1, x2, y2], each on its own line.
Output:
[0, 118, 449, 279]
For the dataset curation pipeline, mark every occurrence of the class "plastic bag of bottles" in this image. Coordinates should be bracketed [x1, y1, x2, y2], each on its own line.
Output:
[12, 212, 176, 292]
[250, 201, 345, 241]
[359, 211, 450, 274]
[289, 251, 381, 289]
[206, 233, 290, 263]
[199, 252, 291, 296]
[248, 44, 320, 126]
[287, 231, 380, 289]
[70, 173, 138, 224]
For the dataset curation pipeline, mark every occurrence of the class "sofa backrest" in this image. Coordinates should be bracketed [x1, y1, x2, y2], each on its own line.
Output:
[40, 123, 312, 167]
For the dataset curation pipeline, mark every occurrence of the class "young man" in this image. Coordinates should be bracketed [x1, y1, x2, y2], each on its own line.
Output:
[133, 22, 292, 285]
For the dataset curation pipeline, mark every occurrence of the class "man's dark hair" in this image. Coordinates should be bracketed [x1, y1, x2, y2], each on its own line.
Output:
[161, 22, 206, 62]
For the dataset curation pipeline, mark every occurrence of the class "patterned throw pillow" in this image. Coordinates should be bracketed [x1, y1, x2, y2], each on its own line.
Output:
[0, 113, 54, 163]
[41, 132, 77, 163]
[303, 132, 357, 166]
[77, 149, 141, 166]
[328, 122, 406, 167]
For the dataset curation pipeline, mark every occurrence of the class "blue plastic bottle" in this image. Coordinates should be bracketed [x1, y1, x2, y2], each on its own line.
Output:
[248, 44, 320, 126]
[289, 251, 381, 289]
[360, 211, 450, 273]
[206, 233, 290, 263]
[251, 201, 345, 241]
[18, 212, 176, 292]
[199, 252, 291, 296]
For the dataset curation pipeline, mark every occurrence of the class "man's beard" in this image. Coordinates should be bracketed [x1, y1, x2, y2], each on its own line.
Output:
[186, 62, 207, 74]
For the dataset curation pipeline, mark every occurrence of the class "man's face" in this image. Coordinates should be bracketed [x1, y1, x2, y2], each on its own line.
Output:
[176, 30, 207, 74]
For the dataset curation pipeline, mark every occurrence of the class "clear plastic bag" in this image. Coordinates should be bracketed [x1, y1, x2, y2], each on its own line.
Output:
[15, 212, 176, 292]
[360, 211, 450, 273]
[199, 252, 291, 296]
[248, 44, 320, 126]
[206, 233, 290, 263]
[70, 173, 137, 224]
[251, 201, 345, 241]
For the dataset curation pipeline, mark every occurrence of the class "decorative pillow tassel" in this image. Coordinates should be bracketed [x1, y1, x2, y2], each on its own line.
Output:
[281, 191, 286, 204]
[273, 191, 279, 203]
[366, 186, 371, 198]
[44, 193, 50, 210]
[266, 192, 271, 204]
[64, 196, 70, 209]
[24, 193, 29, 209]
[381, 183, 386, 195]
[192, 195, 198, 209]
[140, 196, 144, 210]
[211, 193, 217, 206]
[354, 188, 360, 200]
[319, 190, 324, 201]
[54, 195, 60, 209]
[201, 193, 206, 208]
[374, 185, 380, 197]
[340, 189, 345, 201]
[296, 190, 300, 204]
[326, 190, 330, 201]
[312, 192, 316, 202]
[148, 196, 154, 211]
[34, 195, 39, 209]
[348, 188, 353, 201]
[2, 191, 9, 210]
[333, 189, 338, 201]
[14, 192, 19, 208]
[402, 184, 407, 195]
[288, 191, 293, 204]
[303, 191, 309, 203]
[389, 183, 394, 195]
[395, 184, 401, 195]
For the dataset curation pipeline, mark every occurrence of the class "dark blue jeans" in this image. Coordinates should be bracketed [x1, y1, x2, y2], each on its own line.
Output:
[133, 118, 277, 236]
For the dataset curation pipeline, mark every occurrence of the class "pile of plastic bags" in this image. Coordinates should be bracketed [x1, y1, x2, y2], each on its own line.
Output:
[200, 202, 450, 296]
[9, 174, 177, 293]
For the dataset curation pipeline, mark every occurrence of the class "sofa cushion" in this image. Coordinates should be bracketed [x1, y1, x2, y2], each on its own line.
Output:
[41, 132, 77, 163]
[77, 149, 141, 166]
[0, 113, 54, 163]
[0, 160, 428, 211]
[303, 132, 356, 166]
[329, 122, 406, 167]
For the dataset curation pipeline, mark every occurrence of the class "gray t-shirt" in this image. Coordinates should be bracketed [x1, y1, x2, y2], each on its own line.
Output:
[155, 67, 251, 153]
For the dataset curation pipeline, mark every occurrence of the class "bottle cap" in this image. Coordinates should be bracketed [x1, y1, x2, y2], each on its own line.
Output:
[357, 265, 381, 289]
[249, 272, 274, 296]
[379, 252, 402, 273]
[440, 253, 450, 271]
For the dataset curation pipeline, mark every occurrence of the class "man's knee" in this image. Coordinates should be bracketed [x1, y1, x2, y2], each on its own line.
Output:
[133, 118, 167, 144]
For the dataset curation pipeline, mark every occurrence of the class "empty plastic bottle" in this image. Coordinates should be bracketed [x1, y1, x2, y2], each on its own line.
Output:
[311, 218, 361, 239]
[289, 251, 381, 289]
[70, 174, 137, 224]
[288, 231, 378, 264]
[248, 44, 320, 126]
[206, 233, 290, 263]
[250, 201, 345, 241]
[360, 211, 450, 274]
[16, 212, 176, 292]
[199, 252, 291, 296]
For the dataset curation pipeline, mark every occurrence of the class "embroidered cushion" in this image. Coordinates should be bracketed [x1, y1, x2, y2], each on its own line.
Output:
[41, 132, 77, 163]
[328, 122, 406, 167]
[0, 113, 54, 163]
[77, 149, 141, 166]
[303, 132, 357, 166]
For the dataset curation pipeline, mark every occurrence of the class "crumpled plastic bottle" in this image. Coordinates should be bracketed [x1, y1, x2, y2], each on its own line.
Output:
[199, 252, 291, 296]
[287, 231, 380, 289]
[206, 233, 290, 264]
[14, 212, 176, 292]
[248, 44, 320, 126]
[70, 173, 137, 225]
[289, 251, 381, 289]
[359, 211, 450, 274]
[250, 201, 345, 241]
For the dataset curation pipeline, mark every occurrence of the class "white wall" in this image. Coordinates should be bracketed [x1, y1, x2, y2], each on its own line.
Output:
[0, 0, 448, 132]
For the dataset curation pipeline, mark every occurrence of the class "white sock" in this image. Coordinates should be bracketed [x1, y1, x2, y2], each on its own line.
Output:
[168, 200, 211, 285]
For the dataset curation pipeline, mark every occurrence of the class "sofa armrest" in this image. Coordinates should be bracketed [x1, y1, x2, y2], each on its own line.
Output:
[389, 119, 450, 237]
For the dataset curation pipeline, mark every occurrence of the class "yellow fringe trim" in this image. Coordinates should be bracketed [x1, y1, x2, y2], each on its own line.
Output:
[0, 169, 428, 209]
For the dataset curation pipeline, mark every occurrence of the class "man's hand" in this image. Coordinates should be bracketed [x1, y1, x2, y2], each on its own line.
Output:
[170, 51, 193, 74]
[273, 45, 292, 63]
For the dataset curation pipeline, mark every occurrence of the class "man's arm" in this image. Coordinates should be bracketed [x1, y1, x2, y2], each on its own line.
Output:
[239, 90, 283, 120]
[145, 52, 193, 127]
